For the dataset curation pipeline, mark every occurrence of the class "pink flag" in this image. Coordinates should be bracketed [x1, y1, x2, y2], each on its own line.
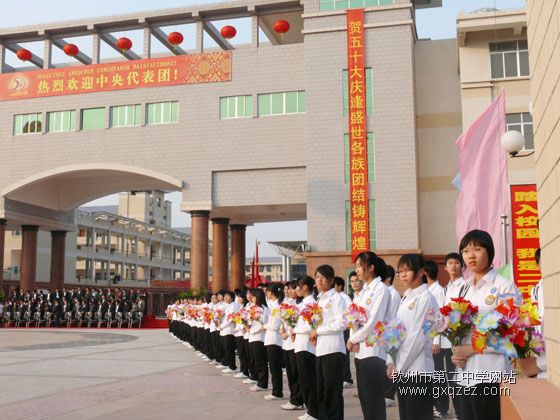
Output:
[455, 90, 509, 268]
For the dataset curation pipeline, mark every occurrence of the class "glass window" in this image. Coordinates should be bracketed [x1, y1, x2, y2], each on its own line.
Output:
[344, 133, 375, 183]
[345, 199, 377, 250]
[48, 110, 76, 133]
[343, 68, 374, 116]
[320, 0, 393, 11]
[110, 104, 141, 127]
[220, 95, 253, 119]
[507, 112, 534, 150]
[14, 113, 43, 135]
[81, 108, 105, 130]
[146, 101, 179, 125]
[489, 40, 530, 79]
[257, 91, 306, 116]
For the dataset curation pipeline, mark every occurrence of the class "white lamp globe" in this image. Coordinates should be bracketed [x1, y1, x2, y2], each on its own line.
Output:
[501, 130, 526, 155]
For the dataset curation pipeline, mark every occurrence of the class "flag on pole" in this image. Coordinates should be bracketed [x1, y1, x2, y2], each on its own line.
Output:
[255, 240, 260, 286]
[455, 90, 509, 268]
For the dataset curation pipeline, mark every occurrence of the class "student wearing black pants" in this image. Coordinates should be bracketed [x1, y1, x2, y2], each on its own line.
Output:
[312, 265, 347, 420]
[247, 288, 270, 392]
[263, 283, 285, 400]
[219, 291, 240, 373]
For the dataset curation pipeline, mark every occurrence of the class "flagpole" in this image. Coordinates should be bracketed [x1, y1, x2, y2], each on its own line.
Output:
[501, 214, 509, 265]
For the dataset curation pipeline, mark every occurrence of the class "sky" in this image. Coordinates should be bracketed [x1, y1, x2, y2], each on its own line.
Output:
[1, 0, 527, 257]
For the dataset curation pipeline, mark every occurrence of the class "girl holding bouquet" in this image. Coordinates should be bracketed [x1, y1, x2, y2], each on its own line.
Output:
[294, 275, 319, 420]
[452, 230, 521, 420]
[347, 251, 391, 420]
[311, 264, 347, 420]
[263, 283, 285, 401]
[280, 280, 304, 411]
[247, 287, 270, 392]
[387, 254, 439, 420]
[233, 289, 250, 379]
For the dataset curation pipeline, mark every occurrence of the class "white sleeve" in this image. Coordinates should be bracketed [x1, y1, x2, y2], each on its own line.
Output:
[350, 289, 389, 344]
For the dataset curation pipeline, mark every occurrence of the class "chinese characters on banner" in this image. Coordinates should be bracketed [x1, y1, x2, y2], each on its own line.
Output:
[510, 184, 541, 299]
[0, 52, 232, 101]
[347, 9, 370, 260]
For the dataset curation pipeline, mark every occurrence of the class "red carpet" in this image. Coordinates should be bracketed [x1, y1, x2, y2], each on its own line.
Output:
[141, 315, 169, 329]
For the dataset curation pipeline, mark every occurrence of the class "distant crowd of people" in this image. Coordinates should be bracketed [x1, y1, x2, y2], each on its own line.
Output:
[0, 287, 148, 328]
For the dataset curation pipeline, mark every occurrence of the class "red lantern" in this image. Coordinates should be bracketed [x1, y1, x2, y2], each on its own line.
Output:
[167, 31, 184, 48]
[220, 25, 237, 40]
[273, 20, 290, 41]
[16, 48, 32, 61]
[116, 37, 133, 53]
[63, 43, 79, 57]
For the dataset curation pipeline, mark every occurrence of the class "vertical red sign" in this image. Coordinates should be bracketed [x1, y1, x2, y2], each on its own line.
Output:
[347, 9, 370, 260]
[510, 184, 541, 299]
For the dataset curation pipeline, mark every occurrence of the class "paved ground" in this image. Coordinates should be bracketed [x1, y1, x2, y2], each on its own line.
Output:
[0, 329, 401, 419]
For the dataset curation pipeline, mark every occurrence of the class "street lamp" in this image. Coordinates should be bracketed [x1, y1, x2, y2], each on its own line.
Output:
[500, 130, 534, 157]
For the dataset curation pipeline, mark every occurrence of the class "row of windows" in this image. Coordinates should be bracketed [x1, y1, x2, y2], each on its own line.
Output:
[320, 0, 394, 12]
[13, 102, 179, 135]
[220, 91, 306, 119]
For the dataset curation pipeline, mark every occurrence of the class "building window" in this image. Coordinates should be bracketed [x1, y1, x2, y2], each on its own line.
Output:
[47, 110, 76, 133]
[111, 104, 141, 127]
[81, 108, 105, 130]
[147, 101, 179, 125]
[220, 95, 253, 119]
[320, 0, 393, 12]
[490, 41, 529, 79]
[258, 91, 306, 116]
[14, 113, 43, 135]
[343, 68, 373, 116]
[507, 112, 534, 150]
[346, 200, 377, 250]
[344, 133, 375, 183]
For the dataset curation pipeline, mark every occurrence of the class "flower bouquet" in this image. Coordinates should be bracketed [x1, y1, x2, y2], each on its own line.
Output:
[248, 305, 264, 323]
[365, 319, 407, 361]
[212, 308, 225, 324]
[230, 308, 249, 326]
[274, 303, 300, 329]
[343, 303, 367, 332]
[200, 307, 213, 324]
[438, 297, 478, 346]
[301, 303, 323, 330]
[513, 300, 544, 359]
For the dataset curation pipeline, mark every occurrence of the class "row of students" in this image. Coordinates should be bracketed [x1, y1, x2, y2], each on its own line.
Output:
[168, 228, 521, 420]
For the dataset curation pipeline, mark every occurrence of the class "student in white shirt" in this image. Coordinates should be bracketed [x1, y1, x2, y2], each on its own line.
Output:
[310, 265, 346, 420]
[425, 260, 447, 419]
[387, 254, 439, 420]
[451, 230, 521, 420]
[440, 252, 465, 418]
[213, 291, 226, 368]
[347, 251, 391, 420]
[294, 276, 319, 420]
[233, 289, 250, 379]
[382, 264, 401, 407]
[280, 280, 304, 411]
[220, 291, 240, 373]
[246, 287, 270, 392]
[334, 276, 353, 388]
[263, 283, 285, 400]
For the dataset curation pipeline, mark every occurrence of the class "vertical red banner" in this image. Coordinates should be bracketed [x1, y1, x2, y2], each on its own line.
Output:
[347, 9, 370, 261]
[510, 184, 541, 300]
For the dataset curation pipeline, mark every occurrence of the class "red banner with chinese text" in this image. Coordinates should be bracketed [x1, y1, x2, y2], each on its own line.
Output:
[510, 184, 541, 300]
[0, 51, 232, 101]
[347, 9, 370, 261]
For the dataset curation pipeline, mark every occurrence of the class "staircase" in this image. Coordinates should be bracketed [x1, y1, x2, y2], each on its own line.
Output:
[141, 315, 169, 329]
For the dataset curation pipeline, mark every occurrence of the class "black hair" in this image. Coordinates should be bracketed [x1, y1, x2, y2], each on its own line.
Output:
[288, 280, 298, 290]
[348, 271, 358, 281]
[315, 265, 335, 291]
[385, 265, 395, 285]
[334, 276, 345, 288]
[224, 291, 236, 301]
[535, 248, 541, 265]
[355, 251, 383, 279]
[397, 254, 426, 282]
[267, 282, 285, 302]
[217, 290, 226, 297]
[424, 260, 438, 280]
[444, 252, 464, 267]
[459, 229, 495, 268]
[296, 275, 315, 292]
[251, 288, 268, 308]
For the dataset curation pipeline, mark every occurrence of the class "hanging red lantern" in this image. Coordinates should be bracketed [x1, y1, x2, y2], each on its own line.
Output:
[273, 20, 290, 41]
[116, 37, 133, 53]
[63, 43, 79, 57]
[167, 31, 184, 48]
[220, 25, 237, 40]
[16, 48, 32, 61]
